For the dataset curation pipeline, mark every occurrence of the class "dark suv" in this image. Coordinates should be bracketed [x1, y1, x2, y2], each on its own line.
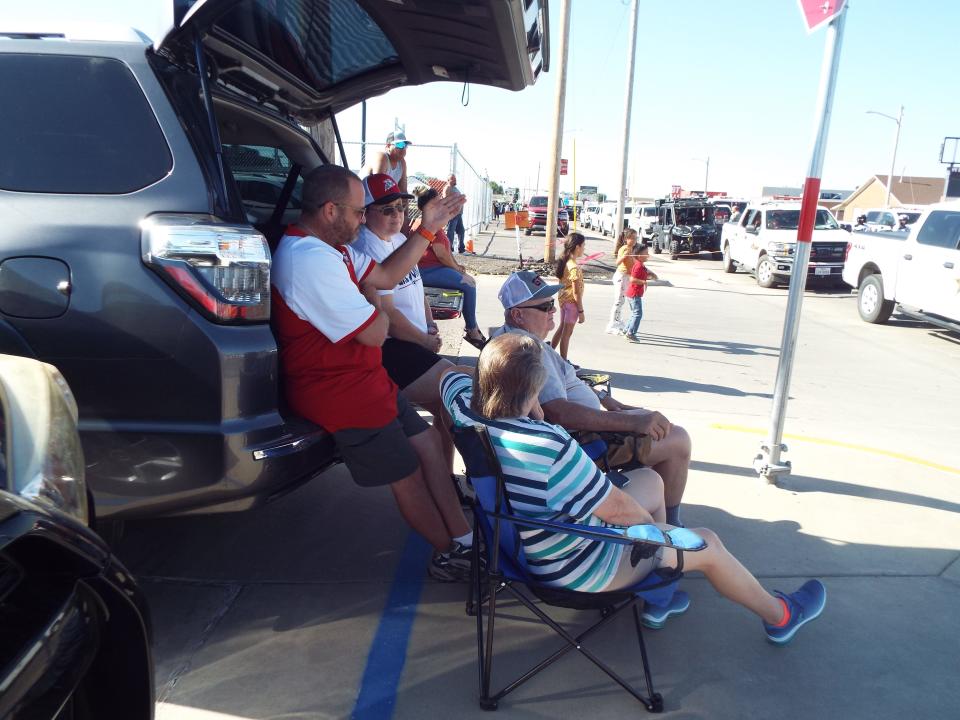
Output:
[0, 0, 547, 523]
[652, 197, 721, 259]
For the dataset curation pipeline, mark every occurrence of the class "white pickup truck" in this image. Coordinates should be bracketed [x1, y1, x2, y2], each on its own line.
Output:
[842, 201, 960, 329]
[721, 202, 848, 287]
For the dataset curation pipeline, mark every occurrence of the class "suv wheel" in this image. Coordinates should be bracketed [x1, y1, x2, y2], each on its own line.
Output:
[669, 239, 680, 260]
[858, 274, 894, 323]
[756, 255, 777, 288]
[722, 243, 736, 273]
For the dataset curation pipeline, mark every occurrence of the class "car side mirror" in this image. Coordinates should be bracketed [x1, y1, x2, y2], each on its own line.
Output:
[746, 226, 758, 235]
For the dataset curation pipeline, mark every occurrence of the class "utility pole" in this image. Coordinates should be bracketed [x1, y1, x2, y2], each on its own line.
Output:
[545, 0, 572, 264]
[614, 0, 641, 241]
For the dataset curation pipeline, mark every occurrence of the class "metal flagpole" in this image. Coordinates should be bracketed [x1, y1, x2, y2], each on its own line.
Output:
[755, 3, 848, 482]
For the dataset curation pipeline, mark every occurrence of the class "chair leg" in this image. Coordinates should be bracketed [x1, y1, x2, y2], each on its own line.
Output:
[479, 572, 502, 710]
[632, 604, 664, 713]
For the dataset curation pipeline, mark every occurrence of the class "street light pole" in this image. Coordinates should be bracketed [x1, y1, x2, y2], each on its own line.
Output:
[614, 0, 641, 240]
[866, 106, 904, 208]
[692, 156, 710, 196]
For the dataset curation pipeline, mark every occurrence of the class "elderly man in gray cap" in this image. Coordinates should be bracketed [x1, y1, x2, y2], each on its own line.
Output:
[490, 271, 692, 527]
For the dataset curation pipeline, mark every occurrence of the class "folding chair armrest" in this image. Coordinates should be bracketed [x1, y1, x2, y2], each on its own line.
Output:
[490, 512, 708, 553]
[490, 512, 646, 549]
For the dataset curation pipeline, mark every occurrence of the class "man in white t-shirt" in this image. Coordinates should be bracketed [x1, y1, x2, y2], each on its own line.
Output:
[353, 174, 456, 471]
[271, 164, 473, 581]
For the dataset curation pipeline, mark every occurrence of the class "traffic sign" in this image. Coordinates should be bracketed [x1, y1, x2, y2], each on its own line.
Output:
[798, 0, 846, 33]
[560, 158, 568, 175]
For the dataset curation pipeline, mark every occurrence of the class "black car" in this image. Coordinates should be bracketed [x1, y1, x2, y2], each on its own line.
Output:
[0, 354, 153, 718]
[652, 198, 721, 259]
[0, 0, 547, 525]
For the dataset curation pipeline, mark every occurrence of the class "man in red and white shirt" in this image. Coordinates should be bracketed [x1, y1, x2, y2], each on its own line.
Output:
[272, 164, 473, 580]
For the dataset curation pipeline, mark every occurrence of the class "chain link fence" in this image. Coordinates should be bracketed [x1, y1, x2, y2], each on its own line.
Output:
[342, 141, 492, 244]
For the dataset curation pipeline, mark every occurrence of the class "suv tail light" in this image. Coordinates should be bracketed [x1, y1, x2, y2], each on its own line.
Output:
[141, 214, 270, 323]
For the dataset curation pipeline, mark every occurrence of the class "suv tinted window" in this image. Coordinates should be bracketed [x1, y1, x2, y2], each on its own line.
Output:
[915, 211, 960, 250]
[225, 144, 302, 210]
[0, 54, 172, 194]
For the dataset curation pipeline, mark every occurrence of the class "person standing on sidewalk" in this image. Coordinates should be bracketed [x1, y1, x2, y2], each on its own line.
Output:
[606, 228, 639, 335]
[624, 244, 658, 343]
[369, 131, 410, 192]
[443, 174, 467, 253]
[550, 233, 586, 362]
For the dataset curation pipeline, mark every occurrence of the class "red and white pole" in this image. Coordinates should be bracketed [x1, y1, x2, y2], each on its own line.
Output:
[757, 3, 848, 482]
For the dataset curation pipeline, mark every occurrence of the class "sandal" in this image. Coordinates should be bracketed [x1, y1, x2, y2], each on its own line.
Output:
[463, 331, 487, 350]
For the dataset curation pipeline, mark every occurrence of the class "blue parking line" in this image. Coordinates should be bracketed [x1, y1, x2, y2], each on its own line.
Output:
[352, 531, 431, 720]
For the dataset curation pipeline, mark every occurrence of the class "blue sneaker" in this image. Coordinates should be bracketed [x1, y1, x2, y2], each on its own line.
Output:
[641, 590, 690, 629]
[764, 580, 826, 646]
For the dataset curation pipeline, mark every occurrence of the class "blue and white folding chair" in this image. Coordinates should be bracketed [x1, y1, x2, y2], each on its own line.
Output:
[454, 425, 706, 713]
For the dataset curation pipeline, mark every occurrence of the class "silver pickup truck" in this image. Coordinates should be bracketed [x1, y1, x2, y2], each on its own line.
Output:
[842, 201, 960, 329]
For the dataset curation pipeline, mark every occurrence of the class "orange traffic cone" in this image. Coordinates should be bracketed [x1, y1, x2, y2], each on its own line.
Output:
[465, 237, 474, 253]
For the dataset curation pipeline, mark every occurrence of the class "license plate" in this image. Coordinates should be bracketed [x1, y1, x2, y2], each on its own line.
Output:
[814, 267, 831, 276]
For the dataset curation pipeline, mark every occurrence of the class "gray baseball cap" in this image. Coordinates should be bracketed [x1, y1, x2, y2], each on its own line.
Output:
[498, 271, 563, 309]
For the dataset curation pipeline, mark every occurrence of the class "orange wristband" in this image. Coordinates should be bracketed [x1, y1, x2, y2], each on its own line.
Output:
[416, 226, 436, 243]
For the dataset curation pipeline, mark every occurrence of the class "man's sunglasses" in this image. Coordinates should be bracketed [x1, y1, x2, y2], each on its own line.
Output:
[371, 203, 406, 217]
[520, 299, 556, 313]
[394, 141, 407, 149]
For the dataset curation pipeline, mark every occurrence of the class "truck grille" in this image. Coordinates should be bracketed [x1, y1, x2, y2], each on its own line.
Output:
[810, 242, 846, 260]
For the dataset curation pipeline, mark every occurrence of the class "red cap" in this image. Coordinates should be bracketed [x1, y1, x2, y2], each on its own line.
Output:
[363, 174, 414, 206]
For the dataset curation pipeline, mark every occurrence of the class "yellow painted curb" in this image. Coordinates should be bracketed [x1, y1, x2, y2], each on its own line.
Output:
[710, 423, 960, 476]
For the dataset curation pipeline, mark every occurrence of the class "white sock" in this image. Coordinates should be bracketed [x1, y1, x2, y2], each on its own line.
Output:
[453, 531, 473, 548]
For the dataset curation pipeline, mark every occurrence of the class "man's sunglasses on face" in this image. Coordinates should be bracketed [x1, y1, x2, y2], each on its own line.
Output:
[394, 141, 407, 149]
[333, 202, 366, 220]
[521, 299, 556, 313]
[371, 203, 406, 217]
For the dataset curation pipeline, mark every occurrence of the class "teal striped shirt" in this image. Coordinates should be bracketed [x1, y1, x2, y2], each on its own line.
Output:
[442, 372, 623, 591]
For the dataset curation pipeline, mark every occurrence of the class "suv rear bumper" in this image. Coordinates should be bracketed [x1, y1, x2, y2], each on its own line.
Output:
[82, 414, 337, 520]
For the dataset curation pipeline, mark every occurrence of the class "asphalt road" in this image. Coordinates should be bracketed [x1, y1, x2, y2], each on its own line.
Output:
[119, 251, 960, 720]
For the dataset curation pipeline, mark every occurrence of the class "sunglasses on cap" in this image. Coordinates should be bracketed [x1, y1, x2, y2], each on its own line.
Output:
[519, 299, 556, 313]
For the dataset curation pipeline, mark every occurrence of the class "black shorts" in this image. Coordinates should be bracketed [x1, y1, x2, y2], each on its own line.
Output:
[333, 396, 430, 487]
[381, 338, 443, 390]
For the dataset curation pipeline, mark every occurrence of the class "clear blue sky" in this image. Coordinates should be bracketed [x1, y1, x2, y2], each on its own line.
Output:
[6, 0, 957, 199]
